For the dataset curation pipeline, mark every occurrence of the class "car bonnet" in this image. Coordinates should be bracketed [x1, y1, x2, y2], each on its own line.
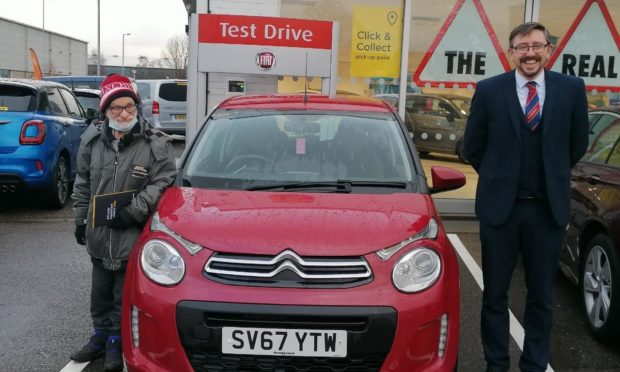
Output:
[154, 187, 434, 256]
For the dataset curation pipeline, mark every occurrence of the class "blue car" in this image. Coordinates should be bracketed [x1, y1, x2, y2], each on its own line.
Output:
[0, 78, 95, 208]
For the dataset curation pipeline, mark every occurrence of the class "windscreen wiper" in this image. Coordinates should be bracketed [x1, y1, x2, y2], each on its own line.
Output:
[246, 180, 352, 193]
[347, 181, 408, 189]
[246, 180, 408, 192]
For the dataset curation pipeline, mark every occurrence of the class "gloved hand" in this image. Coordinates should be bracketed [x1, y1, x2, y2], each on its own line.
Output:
[107, 208, 135, 230]
[75, 224, 86, 245]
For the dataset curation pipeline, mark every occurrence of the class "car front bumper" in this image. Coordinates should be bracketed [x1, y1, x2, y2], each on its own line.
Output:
[122, 237, 459, 372]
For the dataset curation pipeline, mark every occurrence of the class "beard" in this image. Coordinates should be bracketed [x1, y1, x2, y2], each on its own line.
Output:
[517, 56, 544, 78]
[108, 115, 138, 132]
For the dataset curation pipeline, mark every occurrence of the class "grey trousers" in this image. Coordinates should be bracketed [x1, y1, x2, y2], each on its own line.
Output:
[90, 257, 126, 335]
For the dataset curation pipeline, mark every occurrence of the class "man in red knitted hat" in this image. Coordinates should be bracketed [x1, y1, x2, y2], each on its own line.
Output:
[70, 74, 176, 371]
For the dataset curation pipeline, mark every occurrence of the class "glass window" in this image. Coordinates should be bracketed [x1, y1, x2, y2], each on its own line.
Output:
[584, 113, 620, 164]
[46, 88, 69, 115]
[279, 0, 404, 96]
[540, 1, 620, 107]
[0, 85, 36, 112]
[137, 83, 151, 100]
[184, 110, 413, 189]
[608, 139, 620, 167]
[59, 89, 83, 116]
[159, 82, 187, 102]
[75, 94, 100, 112]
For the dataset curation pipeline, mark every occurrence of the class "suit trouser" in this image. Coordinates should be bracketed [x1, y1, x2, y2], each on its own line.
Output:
[90, 257, 126, 335]
[480, 199, 563, 372]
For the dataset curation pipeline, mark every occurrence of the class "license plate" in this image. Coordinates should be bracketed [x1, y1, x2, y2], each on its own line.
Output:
[222, 326, 347, 357]
[174, 114, 186, 120]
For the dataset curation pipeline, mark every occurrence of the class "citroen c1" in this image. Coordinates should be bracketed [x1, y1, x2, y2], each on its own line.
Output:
[121, 94, 465, 371]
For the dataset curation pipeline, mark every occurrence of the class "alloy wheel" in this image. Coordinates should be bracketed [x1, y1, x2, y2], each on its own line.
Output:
[583, 244, 612, 328]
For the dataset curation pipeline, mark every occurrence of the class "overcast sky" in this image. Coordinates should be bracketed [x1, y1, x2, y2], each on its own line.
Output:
[2, 0, 188, 65]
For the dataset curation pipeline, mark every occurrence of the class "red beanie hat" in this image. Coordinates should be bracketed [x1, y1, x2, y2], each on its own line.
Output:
[99, 74, 140, 112]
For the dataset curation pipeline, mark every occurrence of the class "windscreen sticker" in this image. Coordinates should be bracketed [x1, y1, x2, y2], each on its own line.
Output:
[296, 138, 306, 155]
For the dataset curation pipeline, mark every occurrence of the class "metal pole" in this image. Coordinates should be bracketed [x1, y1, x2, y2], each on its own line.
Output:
[121, 33, 130, 75]
[397, 0, 413, 121]
[97, 0, 100, 75]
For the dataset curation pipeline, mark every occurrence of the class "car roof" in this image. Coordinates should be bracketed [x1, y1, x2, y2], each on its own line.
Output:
[0, 77, 66, 90]
[218, 94, 394, 113]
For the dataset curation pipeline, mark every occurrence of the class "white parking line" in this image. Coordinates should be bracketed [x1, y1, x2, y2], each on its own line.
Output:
[59, 360, 89, 372]
[448, 234, 554, 372]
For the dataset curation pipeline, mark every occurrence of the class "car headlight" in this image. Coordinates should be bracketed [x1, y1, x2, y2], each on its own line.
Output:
[140, 239, 185, 285]
[392, 247, 441, 293]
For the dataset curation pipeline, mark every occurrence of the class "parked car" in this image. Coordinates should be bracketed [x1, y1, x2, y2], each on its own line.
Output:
[559, 106, 620, 342]
[121, 94, 465, 371]
[0, 78, 94, 208]
[405, 93, 471, 163]
[375, 93, 471, 163]
[43, 75, 105, 90]
[72, 88, 100, 117]
[136, 79, 187, 134]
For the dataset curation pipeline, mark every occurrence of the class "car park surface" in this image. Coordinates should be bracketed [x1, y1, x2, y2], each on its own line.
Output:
[0, 78, 92, 208]
[559, 106, 620, 342]
[121, 94, 465, 371]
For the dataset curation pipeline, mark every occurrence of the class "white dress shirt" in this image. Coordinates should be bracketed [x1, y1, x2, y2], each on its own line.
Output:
[515, 70, 546, 115]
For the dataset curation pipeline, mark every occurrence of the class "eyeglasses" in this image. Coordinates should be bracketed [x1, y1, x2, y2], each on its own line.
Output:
[512, 43, 549, 54]
[108, 103, 137, 115]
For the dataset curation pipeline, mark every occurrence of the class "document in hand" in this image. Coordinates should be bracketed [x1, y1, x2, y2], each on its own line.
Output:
[92, 190, 136, 227]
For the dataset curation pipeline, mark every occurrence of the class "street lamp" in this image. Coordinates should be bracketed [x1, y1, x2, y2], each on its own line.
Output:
[121, 32, 131, 75]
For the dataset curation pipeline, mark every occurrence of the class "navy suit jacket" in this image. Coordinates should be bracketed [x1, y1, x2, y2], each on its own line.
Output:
[464, 69, 589, 227]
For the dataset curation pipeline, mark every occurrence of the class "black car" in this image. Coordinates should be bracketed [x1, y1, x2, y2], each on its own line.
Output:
[559, 106, 620, 342]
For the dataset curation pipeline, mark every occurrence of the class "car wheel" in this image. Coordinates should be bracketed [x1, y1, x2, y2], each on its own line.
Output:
[456, 140, 469, 164]
[580, 233, 620, 341]
[44, 155, 69, 209]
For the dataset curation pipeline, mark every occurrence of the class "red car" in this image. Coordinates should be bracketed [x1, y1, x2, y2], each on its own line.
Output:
[122, 94, 465, 371]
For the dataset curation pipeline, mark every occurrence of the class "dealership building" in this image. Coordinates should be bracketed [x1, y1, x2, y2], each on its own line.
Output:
[180, 0, 620, 204]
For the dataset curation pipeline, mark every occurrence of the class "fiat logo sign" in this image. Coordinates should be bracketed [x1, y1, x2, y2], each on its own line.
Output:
[256, 50, 276, 70]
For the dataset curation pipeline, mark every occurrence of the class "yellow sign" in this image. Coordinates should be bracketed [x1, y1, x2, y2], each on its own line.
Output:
[351, 6, 402, 78]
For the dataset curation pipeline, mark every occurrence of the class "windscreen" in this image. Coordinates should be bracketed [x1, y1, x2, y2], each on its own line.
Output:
[184, 110, 415, 190]
[0, 85, 36, 112]
[75, 95, 100, 111]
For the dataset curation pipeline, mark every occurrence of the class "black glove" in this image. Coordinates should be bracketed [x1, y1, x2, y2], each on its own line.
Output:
[107, 208, 136, 230]
[75, 224, 86, 245]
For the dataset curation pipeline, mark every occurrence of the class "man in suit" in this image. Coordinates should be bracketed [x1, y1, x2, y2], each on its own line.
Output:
[464, 22, 589, 372]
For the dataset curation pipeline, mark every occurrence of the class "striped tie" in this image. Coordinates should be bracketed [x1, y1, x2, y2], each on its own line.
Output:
[525, 81, 541, 131]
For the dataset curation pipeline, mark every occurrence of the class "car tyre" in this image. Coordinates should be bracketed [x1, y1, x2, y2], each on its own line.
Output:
[44, 155, 69, 209]
[456, 140, 469, 164]
[580, 233, 620, 342]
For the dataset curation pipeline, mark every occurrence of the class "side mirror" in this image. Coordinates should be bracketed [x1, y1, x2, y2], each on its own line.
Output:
[429, 166, 466, 194]
[85, 108, 99, 122]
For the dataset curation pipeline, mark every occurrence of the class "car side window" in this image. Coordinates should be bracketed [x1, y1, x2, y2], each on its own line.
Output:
[584, 113, 620, 164]
[59, 88, 84, 117]
[137, 83, 151, 100]
[46, 88, 69, 115]
[608, 139, 620, 167]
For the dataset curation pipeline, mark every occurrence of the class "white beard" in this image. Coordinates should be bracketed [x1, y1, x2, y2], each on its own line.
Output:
[108, 115, 138, 132]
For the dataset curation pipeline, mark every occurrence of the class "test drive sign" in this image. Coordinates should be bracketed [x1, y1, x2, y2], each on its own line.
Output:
[198, 14, 335, 77]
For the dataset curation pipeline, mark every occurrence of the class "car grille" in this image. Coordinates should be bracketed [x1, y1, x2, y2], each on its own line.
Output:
[204, 249, 372, 288]
[176, 302, 396, 372]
